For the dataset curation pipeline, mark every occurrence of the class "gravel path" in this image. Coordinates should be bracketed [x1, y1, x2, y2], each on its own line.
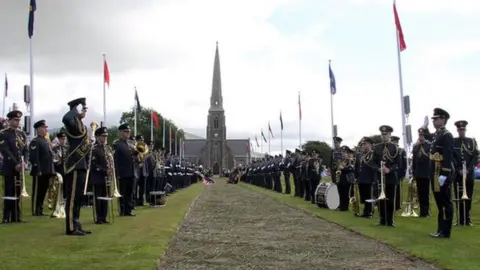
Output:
[158, 182, 438, 270]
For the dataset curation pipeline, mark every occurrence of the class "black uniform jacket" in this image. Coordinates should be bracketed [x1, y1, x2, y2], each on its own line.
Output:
[29, 136, 54, 176]
[412, 141, 431, 179]
[91, 143, 108, 185]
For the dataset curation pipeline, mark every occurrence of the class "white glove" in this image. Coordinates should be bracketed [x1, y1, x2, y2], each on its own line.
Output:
[438, 175, 447, 186]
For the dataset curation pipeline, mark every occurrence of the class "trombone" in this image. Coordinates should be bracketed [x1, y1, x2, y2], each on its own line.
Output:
[454, 160, 470, 226]
[51, 173, 66, 218]
[84, 121, 99, 195]
[366, 160, 387, 203]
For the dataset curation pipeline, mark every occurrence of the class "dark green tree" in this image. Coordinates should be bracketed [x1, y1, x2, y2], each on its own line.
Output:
[119, 107, 185, 153]
[301, 140, 332, 164]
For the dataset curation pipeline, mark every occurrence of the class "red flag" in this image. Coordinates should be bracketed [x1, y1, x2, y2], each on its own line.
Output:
[298, 92, 302, 121]
[104, 60, 110, 87]
[151, 111, 159, 128]
[393, 2, 407, 52]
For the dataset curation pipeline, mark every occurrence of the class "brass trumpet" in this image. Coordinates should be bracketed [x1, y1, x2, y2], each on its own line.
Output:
[377, 161, 387, 201]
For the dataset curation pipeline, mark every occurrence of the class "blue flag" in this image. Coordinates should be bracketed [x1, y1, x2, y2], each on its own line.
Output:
[329, 62, 336, 95]
[28, 0, 36, 38]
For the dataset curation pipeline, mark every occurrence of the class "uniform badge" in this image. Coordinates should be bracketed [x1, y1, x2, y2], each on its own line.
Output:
[30, 145, 36, 150]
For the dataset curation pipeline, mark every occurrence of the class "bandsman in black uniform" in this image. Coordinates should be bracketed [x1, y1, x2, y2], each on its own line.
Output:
[429, 108, 454, 238]
[357, 137, 376, 218]
[113, 124, 138, 216]
[300, 151, 309, 200]
[62, 98, 92, 235]
[390, 136, 407, 211]
[272, 155, 282, 193]
[330, 136, 343, 185]
[0, 110, 28, 224]
[29, 120, 54, 216]
[135, 135, 148, 206]
[90, 127, 111, 224]
[337, 146, 355, 211]
[307, 150, 322, 204]
[411, 128, 432, 217]
[372, 125, 401, 227]
[292, 149, 302, 197]
[53, 129, 68, 199]
[281, 150, 292, 195]
[453, 120, 478, 226]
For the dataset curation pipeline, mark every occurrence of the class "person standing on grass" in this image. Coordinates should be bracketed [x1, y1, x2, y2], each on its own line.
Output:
[429, 108, 454, 238]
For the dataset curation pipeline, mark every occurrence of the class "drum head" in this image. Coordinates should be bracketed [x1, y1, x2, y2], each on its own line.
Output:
[325, 183, 340, 210]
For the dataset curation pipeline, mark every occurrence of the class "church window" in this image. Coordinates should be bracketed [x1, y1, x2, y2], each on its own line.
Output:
[215, 100, 218, 105]
[214, 117, 219, 129]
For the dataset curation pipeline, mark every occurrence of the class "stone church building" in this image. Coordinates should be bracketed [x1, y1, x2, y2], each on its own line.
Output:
[183, 43, 250, 174]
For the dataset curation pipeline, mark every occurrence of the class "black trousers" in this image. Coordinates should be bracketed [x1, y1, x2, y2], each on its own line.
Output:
[283, 172, 291, 194]
[2, 174, 21, 222]
[93, 183, 108, 222]
[377, 184, 396, 225]
[309, 174, 320, 203]
[358, 183, 373, 215]
[294, 172, 302, 197]
[453, 175, 474, 224]
[118, 177, 135, 215]
[31, 175, 50, 216]
[65, 170, 86, 233]
[303, 178, 311, 201]
[433, 181, 453, 235]
[273, 173, 282, 193]
[416, 178, 430, 216]
[136, 175, 147, 205]
[395, 181, 402, 211]
[337, 183, 351, 211]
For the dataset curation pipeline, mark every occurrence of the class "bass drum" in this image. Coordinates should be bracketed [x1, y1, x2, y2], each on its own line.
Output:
[315, 182, 340, 210]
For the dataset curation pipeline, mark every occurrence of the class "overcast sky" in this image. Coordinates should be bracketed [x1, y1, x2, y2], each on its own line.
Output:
[1, 0, 479, 155]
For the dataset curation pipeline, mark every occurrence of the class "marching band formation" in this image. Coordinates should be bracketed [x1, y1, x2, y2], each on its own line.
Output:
[0, 97, 203, 236]
[243, 107, 478, 239]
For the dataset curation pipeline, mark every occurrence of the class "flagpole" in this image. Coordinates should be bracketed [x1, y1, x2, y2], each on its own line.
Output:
[298, 91, 302, 148]
[395, 2, 409, 178]
[280, 111, 283, 154]
[169, 125, 172, 153]
[2, 73, 6, 118]
[174, 130, 178, 156]
[133, 87, 138, 136]
[150, 110, 154, 141]
[162, 118, 166, 148]
[260, 130, 263, 153]
[268, 122, 271, 154]
[28, 38, 34, 141]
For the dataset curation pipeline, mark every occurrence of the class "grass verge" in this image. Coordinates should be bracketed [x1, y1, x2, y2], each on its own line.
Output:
[241, 177, 480, 270]
[0, 176, 204, 270]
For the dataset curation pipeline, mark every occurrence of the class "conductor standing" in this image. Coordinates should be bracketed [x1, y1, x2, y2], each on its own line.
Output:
[62, 98, 92, 236]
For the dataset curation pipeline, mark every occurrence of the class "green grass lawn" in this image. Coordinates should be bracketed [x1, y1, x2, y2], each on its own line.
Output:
[0, 175, 204, 270]
[242, 176, 480, 270]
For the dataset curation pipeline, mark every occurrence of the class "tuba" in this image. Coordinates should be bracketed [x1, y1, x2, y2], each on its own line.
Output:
[51, 173, 65, 218]
[401, 177, 419, 217]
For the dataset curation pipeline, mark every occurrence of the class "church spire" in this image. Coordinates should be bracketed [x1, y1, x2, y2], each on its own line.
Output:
[209, 41, 223, 111]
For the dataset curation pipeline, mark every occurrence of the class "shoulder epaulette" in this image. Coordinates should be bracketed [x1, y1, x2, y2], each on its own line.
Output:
[0, 128, 8, 133]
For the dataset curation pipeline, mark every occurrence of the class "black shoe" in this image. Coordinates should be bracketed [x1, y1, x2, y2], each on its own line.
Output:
[1, 220, 9, 224]
[95, 221, 104, 224]
[125, 213, 135, 217]
[430, 232, 449, 238]
[80, 229, 92, 234]
[67, 230, 86, 236]
[387, 222, 395, 227]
